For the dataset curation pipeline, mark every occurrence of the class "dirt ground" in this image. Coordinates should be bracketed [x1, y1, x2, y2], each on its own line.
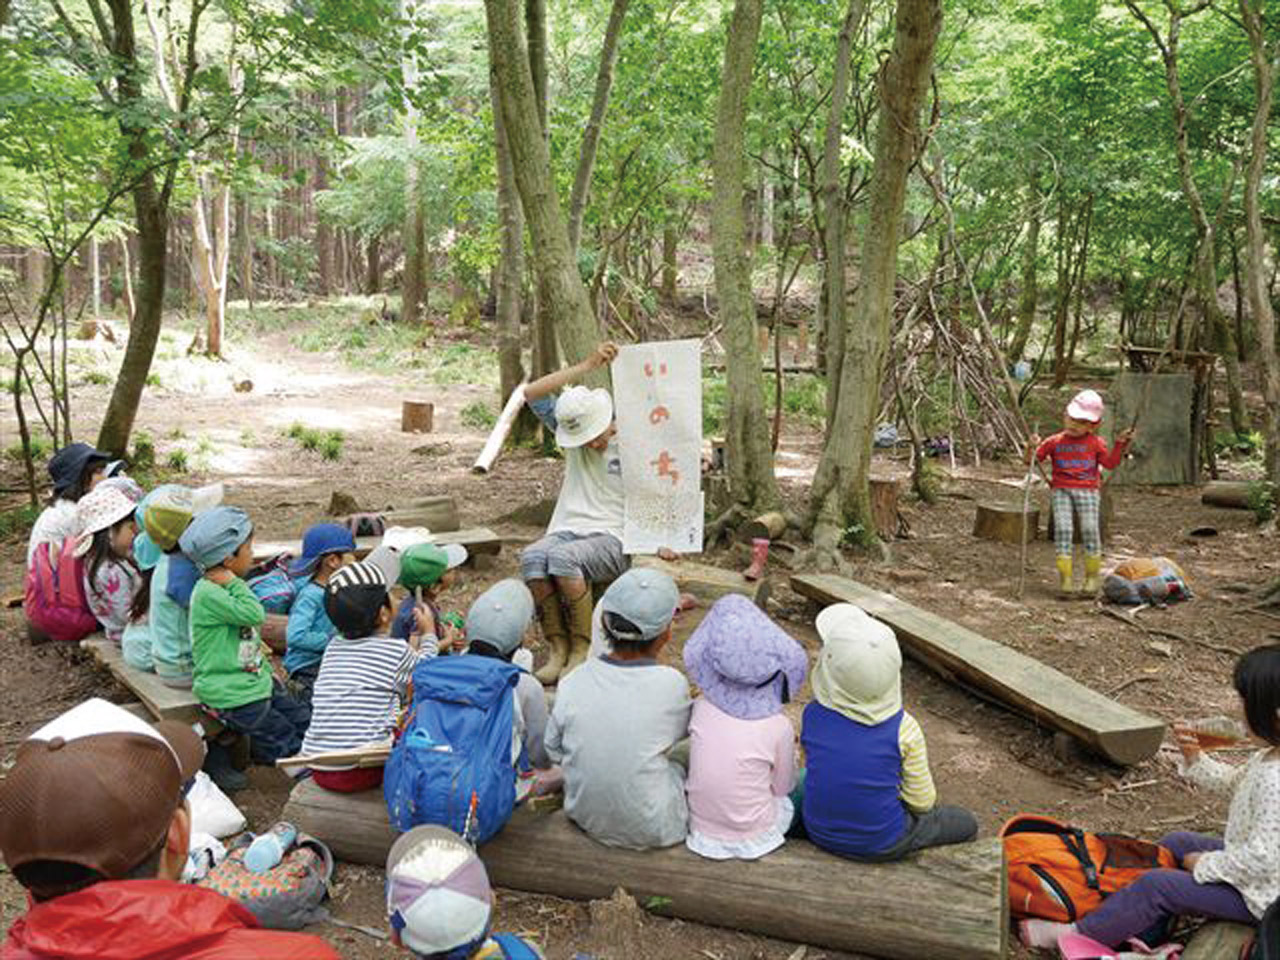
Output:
[2, 316, 1278, 959]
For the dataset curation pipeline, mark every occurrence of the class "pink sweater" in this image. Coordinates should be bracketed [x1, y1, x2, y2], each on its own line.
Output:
[686, 699, 796, 845]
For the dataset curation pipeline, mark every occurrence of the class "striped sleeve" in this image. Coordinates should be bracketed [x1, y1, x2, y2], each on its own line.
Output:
[898, 711, 937, 813]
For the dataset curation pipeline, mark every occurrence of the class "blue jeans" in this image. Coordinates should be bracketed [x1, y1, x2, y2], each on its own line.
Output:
[217, 679, 311, 764]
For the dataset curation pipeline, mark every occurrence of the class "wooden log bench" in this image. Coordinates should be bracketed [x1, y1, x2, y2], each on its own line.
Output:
[1183, 921, 1254, 959]
[253, 527, 503, 565]
[631, 555, 770, 608]
[282, 780, 1006, 960]
[790, 574, 1166, 765]
[80, 637, 202, 723]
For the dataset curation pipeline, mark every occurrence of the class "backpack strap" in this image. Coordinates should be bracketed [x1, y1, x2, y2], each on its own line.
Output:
[492, 933, 542, 960]
[1061, 829, 1100, 891]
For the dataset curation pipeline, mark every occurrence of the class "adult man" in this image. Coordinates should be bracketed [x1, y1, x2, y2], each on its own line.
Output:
[0, 698, 339, 959]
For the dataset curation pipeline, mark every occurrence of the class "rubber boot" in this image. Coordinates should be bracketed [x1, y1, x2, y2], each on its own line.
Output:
[744, 538, 770, 581]
[1082, 553, 1103, 596]
[534, 593, 570, 685]
[1056, 555, 1075, 597]
[562, 589, 595, 677]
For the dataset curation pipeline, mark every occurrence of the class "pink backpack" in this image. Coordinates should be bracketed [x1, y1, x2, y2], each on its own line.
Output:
[24, 537, 99, 642]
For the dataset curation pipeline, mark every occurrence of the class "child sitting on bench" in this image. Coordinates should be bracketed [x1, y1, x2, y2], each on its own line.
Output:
[683, 595, 807, 860]
[386, 825, 545, 959]
[77, 483, 144, 644]
[798, 603, 977, 861]
[546, 568, 691, 850]
[182, 506, 310, 765]
[302, 547, 431, 792]
[391, 542, 467, 655]
[284, 523, 356, 697]
[26, 442, 110, 568]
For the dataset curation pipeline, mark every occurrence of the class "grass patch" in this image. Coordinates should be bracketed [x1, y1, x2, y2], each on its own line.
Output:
[701, 371, 827, 435]
[239, 428, 256, 446]
[460, 400, 497, 430]
[1247, 480, 1277, 524]
[81, 370, 111, 386]
[5, 434, 51, 462]
[165, 449, 189, 471]
[145, 372, 163, 388]
[284, 423, 344, 460]
[0, 503, 40, 540]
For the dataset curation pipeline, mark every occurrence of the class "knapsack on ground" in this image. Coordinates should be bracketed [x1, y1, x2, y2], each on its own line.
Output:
[245, 554, 298, 614]
[1103, 557, 1192, 606]
[1001, 815, 1178, 922]
[24, 537, 98, 643]
[384, 655, 523, 845]
[198, 831, 332, 930]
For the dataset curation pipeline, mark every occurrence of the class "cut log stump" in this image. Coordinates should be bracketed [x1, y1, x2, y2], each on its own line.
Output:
[1183, 922, 1254, 960]
[282, 780, 1007, 960]
[739, 511, 786, 542]
[972, 501, 1039, 544]
[790, 574, 1165, 765]
[1201, 481, 1254, 510]
[400, 400, 434, 434]
[870, 478, 906, 539]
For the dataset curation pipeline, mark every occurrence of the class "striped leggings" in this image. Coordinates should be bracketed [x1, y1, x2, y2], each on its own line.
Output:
[1051, 488, 1101, 556]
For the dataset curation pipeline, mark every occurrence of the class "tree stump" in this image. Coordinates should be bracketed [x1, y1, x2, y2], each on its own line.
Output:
[739, 511, 786, 542]
[400, 400, 434, 433]
[972, 502, 1039, 544]
[1046, 487, 1114, 545]
[870, 478, 905, 540]
[1201, 480, 1253, 510]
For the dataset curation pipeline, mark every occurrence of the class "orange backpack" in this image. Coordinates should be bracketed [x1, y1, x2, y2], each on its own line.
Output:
[1001, 814, 1179, 922]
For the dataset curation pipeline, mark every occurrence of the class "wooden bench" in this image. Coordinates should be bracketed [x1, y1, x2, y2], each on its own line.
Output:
[282, 780, 1006, 960]
[790, 574, 1166, 765]
[253, 527, 503, 565]
[80, 637, 201, 723]
[631, 555, 770, 607]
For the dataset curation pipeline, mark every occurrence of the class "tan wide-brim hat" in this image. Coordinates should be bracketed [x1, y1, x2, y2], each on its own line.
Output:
[811, 603, 903, 725]
[554, 386, 614, 448]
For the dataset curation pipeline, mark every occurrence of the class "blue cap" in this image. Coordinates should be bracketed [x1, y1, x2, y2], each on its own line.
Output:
[599, 568, 680, 642]
[288, 523, 357, 577]
[179, 506, 253, 572]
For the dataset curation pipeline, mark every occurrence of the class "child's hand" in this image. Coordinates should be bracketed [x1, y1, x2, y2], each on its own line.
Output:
[1172, 722, 1202, 764]
[587, 342, 619, 370]
[1117, 427, 1135, 445]
[1182, 852, 1202, 871]
[413, 602, 436, 638]
[442, 622, 465, 653]
[657, 546, 679, 562]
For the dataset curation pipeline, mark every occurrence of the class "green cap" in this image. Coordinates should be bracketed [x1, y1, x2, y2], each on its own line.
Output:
[398, 543, 467, 589]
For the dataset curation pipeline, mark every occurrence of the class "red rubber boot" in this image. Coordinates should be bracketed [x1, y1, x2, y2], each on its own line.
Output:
[743, 538, 770, 581]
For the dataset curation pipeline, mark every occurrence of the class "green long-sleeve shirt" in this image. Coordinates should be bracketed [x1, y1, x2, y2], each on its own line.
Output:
[190, 576, 271, 710]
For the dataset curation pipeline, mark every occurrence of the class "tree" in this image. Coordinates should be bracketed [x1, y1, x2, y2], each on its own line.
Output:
[710, 0, 780, 522]
[401, 0, 427, 326]
[808, 0, 942, 563]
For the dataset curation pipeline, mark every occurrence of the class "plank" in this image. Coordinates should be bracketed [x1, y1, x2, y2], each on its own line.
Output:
[1183, 921, 1255, 960]
[1109, 372, 1197, 486]
[80, 637, 201, 723]
[631, 555, 770, 608]
[790, 574, 1165, 765]
[253, 526, 503, 564]
[282, 780, 1006, 960]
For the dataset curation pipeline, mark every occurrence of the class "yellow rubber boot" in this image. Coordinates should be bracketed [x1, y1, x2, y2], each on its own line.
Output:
[561, 588, 595, 677]
[534, 594, 569, 685]
[1056, 556, 1075, 596]
[1082, 553, 1103, 595]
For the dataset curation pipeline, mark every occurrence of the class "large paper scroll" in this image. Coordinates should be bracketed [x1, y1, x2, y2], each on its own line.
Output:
[612, 339, 704, 554]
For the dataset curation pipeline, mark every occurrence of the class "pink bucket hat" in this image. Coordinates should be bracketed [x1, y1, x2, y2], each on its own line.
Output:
[683, 595, 808, 721]
[1066, 389, 1104, 423]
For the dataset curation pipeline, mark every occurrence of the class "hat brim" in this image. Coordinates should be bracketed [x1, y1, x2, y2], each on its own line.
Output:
[555, 395, 614, 449]
[152, 720, 206, 780]
[1065, 401, 1102, 423]
[441, 544, 468, 570]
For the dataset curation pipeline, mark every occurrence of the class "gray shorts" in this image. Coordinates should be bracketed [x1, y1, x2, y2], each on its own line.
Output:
[520, 531, 630, 584]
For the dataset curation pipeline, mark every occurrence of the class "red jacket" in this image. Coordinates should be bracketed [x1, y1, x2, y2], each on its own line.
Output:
[1, 879, 341, 960]
[1035, 430, 1126, 489]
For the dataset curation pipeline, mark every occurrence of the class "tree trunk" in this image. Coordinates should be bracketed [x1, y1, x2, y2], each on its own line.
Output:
[490, 57, 527, 416]
[661, 215, 678, 302]
[821, 0, 867, 424]
[401, 0, 426, 327]
[1008, 165, 1040, 363]
[484, 0, 602, 377]
[807, 0, 942, 561]
[566, 0, 630, 255]
[710, 0, 779, 518]
[366, 234, 382, 294]
[119, 237, 136, 322]
[1240, 0, 1279, 483]
[759, 166, 774, 249]
[238, 190, 253, 307]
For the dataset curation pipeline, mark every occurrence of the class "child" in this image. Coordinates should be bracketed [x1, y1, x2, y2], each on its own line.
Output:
[26, 442, 111, 568]
[386, 825, 544, 959]
[799, 602, 977, 862]
[76, 483, 143, 644]
[520, 341, 628, 684]
[181, 506, 310, 765]
[1021, 644, 1280, 951]
[464, 579, 555, 793]
[1029, 389, 1134, 596]
[683, 594, 807, 860]
[284, 523, 356, 696]
[545, 568, 690, 850]
[302, 546, 431, 792]
[391, 542, 468, 655]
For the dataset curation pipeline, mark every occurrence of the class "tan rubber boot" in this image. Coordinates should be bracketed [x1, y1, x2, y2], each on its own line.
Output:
[1082, 553, 1103, 595]
[561, 588, 596, 677]
[1056, 555, 1075, 597]
[534, 593, 570, 685]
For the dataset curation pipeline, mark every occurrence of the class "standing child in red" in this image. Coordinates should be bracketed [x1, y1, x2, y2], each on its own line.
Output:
[1029, 389, 1133, 596]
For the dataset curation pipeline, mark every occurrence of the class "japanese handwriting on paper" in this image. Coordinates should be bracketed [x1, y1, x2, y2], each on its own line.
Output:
[651, 450, 680, 486]
[649, 405, 670, 424]
[644, 361, 668, 377]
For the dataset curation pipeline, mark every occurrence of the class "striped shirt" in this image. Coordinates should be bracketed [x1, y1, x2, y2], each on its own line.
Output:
[301, 635, 429, 758]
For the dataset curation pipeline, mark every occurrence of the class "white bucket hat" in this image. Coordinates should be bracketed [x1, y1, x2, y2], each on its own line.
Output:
[73, 484, 140, 556]
[381, 526, 435, 552]
[811, 603, 902, 725]
[1066, 389, 1105, 424]
[554, 386, 613, 448]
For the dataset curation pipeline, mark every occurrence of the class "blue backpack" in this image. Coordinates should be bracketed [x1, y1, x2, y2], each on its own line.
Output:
[384, 655, 523, 845]
[245, 555, 298, 614]
[490, 933, 542, 959]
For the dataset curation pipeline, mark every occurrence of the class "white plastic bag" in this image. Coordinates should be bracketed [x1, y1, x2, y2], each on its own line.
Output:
[187, 770, 246, 838]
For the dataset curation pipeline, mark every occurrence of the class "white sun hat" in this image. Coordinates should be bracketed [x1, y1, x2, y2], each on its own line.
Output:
[554, 386, 613, 449]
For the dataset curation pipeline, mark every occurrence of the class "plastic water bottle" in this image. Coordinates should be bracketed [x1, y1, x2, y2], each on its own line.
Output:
[244, 822, 297, 874]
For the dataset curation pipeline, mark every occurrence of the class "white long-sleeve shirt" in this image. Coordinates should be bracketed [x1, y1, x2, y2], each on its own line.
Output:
[1182, 748, 1280, 918]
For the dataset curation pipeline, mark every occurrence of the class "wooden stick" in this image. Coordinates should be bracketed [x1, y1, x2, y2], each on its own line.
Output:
[1017, 422, 1038, 600]
[1098, 605, 1240, 657]
[472, 381, 527, 474]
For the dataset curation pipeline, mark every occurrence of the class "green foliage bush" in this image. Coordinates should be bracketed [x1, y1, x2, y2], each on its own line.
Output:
[460, 400, 497, 430]
[1247, 481, 1277, 524]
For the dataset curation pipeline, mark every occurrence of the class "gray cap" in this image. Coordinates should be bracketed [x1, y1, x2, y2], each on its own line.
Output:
[465, 579, 534, 655]
[600, 568, 679, 642]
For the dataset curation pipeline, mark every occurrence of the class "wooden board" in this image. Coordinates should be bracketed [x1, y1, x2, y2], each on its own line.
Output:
[1109, 372, 1197, 485]
[790, 574, 1165, 765]
[253, 527, 502, 564]
[282, 780, 1006, 960]
[1183, 921, 1255, 960]
[80, 637, 201, 723]
[631, 555, 770, 608]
